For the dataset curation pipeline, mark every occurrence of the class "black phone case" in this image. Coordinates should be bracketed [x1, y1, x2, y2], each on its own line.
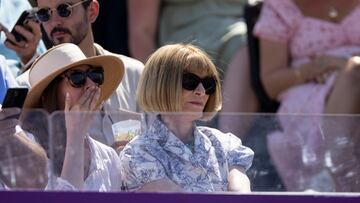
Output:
[10, 10, 31, 42]
[2, 88, 29, 108]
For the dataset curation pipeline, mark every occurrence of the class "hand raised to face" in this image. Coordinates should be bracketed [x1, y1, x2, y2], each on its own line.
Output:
[63, 86, 101, 141]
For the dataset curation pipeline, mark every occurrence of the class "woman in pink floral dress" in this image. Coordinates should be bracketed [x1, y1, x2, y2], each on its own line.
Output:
[254, 0, 360, 191]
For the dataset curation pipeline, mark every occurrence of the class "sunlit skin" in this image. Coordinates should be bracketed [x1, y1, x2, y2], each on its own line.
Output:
[37, 0, 90, 45]
[55, 64, 101, 189]
[56, 64, 98, 110]
[180, 70, 210, 121]
[160, 70, 210, 144]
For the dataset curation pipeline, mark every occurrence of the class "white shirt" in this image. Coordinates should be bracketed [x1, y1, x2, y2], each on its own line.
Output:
[46, 136, 122, 191]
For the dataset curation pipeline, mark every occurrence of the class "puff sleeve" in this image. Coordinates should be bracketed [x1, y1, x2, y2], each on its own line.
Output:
[223, 132, 254, 171]
[253, 0, 299, 43]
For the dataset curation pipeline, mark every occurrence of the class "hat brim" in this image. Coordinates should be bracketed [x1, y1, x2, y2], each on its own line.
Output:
[23, 55, 124, 109]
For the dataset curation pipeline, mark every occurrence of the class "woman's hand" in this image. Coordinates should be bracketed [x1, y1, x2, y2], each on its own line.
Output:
[111, 140, 129, 154]
[300, 55, 347, 84]
[228, 166, 251, 192]
[61, 86, 101, 190]
[260, 38, 348, 99]
[64, 86, 101, 141]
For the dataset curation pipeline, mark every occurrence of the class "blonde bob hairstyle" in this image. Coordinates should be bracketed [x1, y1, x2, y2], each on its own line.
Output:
[137, 43, 222, 120]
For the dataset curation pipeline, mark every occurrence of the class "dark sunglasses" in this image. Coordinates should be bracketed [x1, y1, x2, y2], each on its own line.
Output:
[63, 68, 104, 88]
[182, 72, 216, 95]
[35, 0, 91, 22]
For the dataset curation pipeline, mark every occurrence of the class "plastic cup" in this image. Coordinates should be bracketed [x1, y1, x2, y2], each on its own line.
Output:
[111, 119, 141, 142]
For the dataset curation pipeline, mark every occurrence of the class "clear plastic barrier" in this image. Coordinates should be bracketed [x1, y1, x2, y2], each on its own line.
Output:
[0, 109, 49, 190]
[212, 113, 360, 192]
[1, 109, 359, 193]
[47, 110, 144, 191]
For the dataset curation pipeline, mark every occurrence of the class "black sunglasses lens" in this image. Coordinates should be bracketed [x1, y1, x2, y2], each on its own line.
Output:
[68, 72, 86, 88]
[202, 77, 216, 95]
[88, 70, 104, 85]
[36, 4, 72, 22]
[36, 8, 50, 22]
[182, 73, 216, 95]
[57, 4, 72, 17]
[182, 73, 200, 91]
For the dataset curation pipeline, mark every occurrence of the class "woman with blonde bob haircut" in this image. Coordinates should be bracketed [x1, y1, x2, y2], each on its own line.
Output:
[137, 43, 222, 120]
[120, 43, 254, 192]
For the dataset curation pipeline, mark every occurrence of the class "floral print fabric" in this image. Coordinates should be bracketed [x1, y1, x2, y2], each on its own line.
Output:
[119, 116, 254, 192]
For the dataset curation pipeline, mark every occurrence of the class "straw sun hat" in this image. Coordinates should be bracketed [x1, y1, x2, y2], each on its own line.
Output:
[23, 43, 124, 109]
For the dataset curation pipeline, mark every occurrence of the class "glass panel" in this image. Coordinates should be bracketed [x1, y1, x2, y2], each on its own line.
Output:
[47, 110, 145, 191]
[0, 109, 49, 190]
[322, 115, 360, 192]
[38, 110, 360, 193]
[137, 112, 360, 193]
[217, 113, 360, 192]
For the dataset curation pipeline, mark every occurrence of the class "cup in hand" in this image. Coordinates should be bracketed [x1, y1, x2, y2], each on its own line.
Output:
[111, 119, 141, 142]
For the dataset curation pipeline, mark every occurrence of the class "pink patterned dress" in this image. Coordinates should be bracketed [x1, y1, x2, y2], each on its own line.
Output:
[254, 0, 360, 191]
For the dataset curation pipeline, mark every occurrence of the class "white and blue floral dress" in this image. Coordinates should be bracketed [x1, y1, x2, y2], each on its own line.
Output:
[119, 117, 254, 192]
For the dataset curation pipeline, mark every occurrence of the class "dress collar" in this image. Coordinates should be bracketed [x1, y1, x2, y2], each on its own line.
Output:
[146, 116, 212, 161]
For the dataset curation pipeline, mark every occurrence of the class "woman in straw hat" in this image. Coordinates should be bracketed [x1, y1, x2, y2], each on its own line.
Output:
[21, 43, 124, 191]
[120, 44, 254, 192]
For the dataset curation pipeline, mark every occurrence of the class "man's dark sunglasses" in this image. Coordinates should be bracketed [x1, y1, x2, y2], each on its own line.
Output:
[63, 68, 104, 88]
[35, 0, 91, 22]
[182, 72, 216, 95]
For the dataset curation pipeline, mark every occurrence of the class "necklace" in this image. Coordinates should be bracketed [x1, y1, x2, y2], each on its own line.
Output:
[328, 6, 339, 20]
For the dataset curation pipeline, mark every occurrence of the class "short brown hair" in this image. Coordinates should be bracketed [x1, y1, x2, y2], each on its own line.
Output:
[137, 43, 222, 120]
[40, 77, 61, 113]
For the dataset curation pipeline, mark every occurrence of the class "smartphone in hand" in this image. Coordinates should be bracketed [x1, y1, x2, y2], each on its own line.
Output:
[2, 88, 29, 109]
[5, 9, 36, 43]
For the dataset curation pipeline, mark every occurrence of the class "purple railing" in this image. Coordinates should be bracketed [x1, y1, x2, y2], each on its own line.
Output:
[1, 191, 360, 203]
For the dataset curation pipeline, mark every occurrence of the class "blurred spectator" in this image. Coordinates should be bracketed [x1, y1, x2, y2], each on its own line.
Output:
[128, 0, 259, 138]
[0, 56, 47, 189]
[19, 0, 143, 112]
[254, 0, 360, 191]
[0, 108, 48, 189]
[0, 0, 46, 77]
[19, 0, 144, 146]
